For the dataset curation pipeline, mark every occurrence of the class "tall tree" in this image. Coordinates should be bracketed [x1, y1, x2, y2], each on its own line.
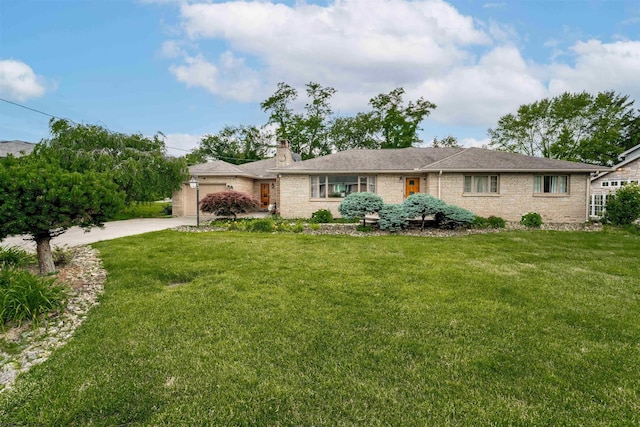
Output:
[0, 119, 188, 274]
[431, 135, 462, 148]
[368, 88, 436, 148]
[488, 91, 638, 166]
[193, 125, 272, 165]
[260, 82, 298, 142]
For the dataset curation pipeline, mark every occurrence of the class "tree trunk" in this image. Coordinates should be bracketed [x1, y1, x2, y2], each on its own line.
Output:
[35, 234, 56, 275]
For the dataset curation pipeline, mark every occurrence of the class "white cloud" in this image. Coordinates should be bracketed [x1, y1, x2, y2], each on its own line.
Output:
[168, 0, 491, 104]
[169, 52, 263, 102]
[460, 137, 490, 148]
[161, 133, 202, 156]
[0, 59, 47, 101]
[419, 46, 547, 126]
[156, 0, 639, 133]
[547, 40, 640, 100]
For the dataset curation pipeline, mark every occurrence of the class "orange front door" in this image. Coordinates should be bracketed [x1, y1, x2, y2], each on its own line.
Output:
[405, 177, 420, 198]
[261, 183, 270, 209]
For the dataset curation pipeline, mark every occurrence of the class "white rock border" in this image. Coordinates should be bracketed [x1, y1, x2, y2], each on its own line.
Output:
[0, 246, 106, 392]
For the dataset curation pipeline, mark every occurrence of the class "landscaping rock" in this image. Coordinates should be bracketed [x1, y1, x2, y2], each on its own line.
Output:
[0, 246, 106, 393]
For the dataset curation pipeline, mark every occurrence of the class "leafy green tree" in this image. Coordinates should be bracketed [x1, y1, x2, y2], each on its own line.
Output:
[431, 135, 462, 148]
[602, 184, 640, 226]
[338, 192, 384, 227]
[0, 119, 188, 274]
[192, 125, 272, 165]
[199, 190, 259, 219]
[488, 91, 638, 166]
[0, 155, 124, 274]
[260, 82, 299, 142]
[329, 113, 381, 151]
[403, 194, 447, 229]
[41, 119, 187, 203]
[261, 82, 337, 159]
[369, 88, 436, 148]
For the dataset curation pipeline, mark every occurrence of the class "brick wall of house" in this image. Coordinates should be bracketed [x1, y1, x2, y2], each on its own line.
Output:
[278, 172, 591, 222]
[429, 172, 590, 222]
[172, 176, 254, 216]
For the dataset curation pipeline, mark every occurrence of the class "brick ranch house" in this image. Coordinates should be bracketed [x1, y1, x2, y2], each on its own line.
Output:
[589, 143, 640, 217]
[173, 141, 605, 223]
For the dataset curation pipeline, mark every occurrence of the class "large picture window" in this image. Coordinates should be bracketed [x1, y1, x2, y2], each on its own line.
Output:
[534, 175, 568, 194]
[310, 175, 376, 198]
[464, 175, 499, 193]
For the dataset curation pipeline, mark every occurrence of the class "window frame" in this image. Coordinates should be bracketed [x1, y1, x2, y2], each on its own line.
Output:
[310, 175, 376, 199]
[533, 175, 569, 195]
[463, 175, 500, 194]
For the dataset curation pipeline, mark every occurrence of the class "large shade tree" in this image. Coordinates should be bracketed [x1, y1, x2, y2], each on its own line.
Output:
[0, 119, 188, 274]
[488, 91, 639, 166]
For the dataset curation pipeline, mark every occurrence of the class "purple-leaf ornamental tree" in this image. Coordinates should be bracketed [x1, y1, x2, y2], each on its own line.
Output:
[199, 191, 259, 219]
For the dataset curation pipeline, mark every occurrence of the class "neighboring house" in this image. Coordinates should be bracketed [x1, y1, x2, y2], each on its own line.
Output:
[0, 140, 35, 158]
[174, 142, 604, 223]
[589, 144, 640, 217]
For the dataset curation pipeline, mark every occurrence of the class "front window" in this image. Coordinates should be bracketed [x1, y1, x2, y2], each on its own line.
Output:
[310, 175, 376, 198]
[534, 175, 568, 194]
[464, 175, 499, 193]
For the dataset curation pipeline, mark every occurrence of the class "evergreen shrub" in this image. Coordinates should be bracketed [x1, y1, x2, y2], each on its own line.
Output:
[378, 204, 408, 232]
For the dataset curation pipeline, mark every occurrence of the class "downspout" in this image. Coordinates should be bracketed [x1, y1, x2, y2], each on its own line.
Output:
[585, 174, 590, 221]
[438, 170, 443, 199]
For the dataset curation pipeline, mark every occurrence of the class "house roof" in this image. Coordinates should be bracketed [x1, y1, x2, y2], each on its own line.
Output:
[188, 157, 280, 179]
[0, 140, 35, 157]
[591, 143, 640, 181]
[271, 147, 604, 174]
[270, 147, 464, 174]
[421, 148, 604, 173]
[189, 160, 253, 178]
[236, 157, 277, 179]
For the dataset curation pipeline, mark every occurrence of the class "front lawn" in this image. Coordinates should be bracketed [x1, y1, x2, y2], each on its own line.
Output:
[1, 230, 639, 425]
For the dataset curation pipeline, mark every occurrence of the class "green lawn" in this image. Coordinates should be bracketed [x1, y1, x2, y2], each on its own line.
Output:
[2, 230, 639, 426]
[109, 201, 172, 221]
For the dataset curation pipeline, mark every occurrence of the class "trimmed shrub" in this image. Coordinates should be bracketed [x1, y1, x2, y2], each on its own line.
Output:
[436, 205, 476, 229]
[602, 184, 640, 226]
[403, 194, 447, 229]
[248, 219, 275, 233]
[0, 268, 67, 325]
[338, 192, 384, 227]
[0, 246, 34, 268]
[487, 215, 506, 228]
[311, 209, 334, 223]
[378, 204, 408, 232]
[521, 212, 543, 228]
[199, 190, 259, 219]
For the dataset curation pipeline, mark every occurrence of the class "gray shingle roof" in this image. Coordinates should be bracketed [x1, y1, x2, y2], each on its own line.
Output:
[236, 157, 277, 178]
[189, 160, 250, 177]
[0, 140, 35, 157]
[271, 147, 604, 174]
[421, 148, 604, 172]
[271, 147, 464, 173]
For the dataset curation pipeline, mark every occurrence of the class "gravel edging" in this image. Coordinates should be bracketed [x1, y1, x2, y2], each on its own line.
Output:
[173, 221, 603, 236]
[0, 246, 106, 392]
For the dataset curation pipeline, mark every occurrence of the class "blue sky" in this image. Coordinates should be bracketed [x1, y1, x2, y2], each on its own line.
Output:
[1, 0, 639, 156]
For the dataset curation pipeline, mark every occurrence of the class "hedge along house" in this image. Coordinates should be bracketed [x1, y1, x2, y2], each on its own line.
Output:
[172, 141, 300, 216]
[270, 147, 605, 223]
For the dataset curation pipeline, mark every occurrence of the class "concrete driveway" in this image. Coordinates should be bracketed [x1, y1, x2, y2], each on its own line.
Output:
[0, 217, 196, 251]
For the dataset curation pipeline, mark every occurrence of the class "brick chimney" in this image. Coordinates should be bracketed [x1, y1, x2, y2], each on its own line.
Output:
[276, 139, 293, 167]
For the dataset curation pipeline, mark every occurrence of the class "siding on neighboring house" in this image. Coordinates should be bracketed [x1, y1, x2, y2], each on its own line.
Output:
[591, 157, 640, 196]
